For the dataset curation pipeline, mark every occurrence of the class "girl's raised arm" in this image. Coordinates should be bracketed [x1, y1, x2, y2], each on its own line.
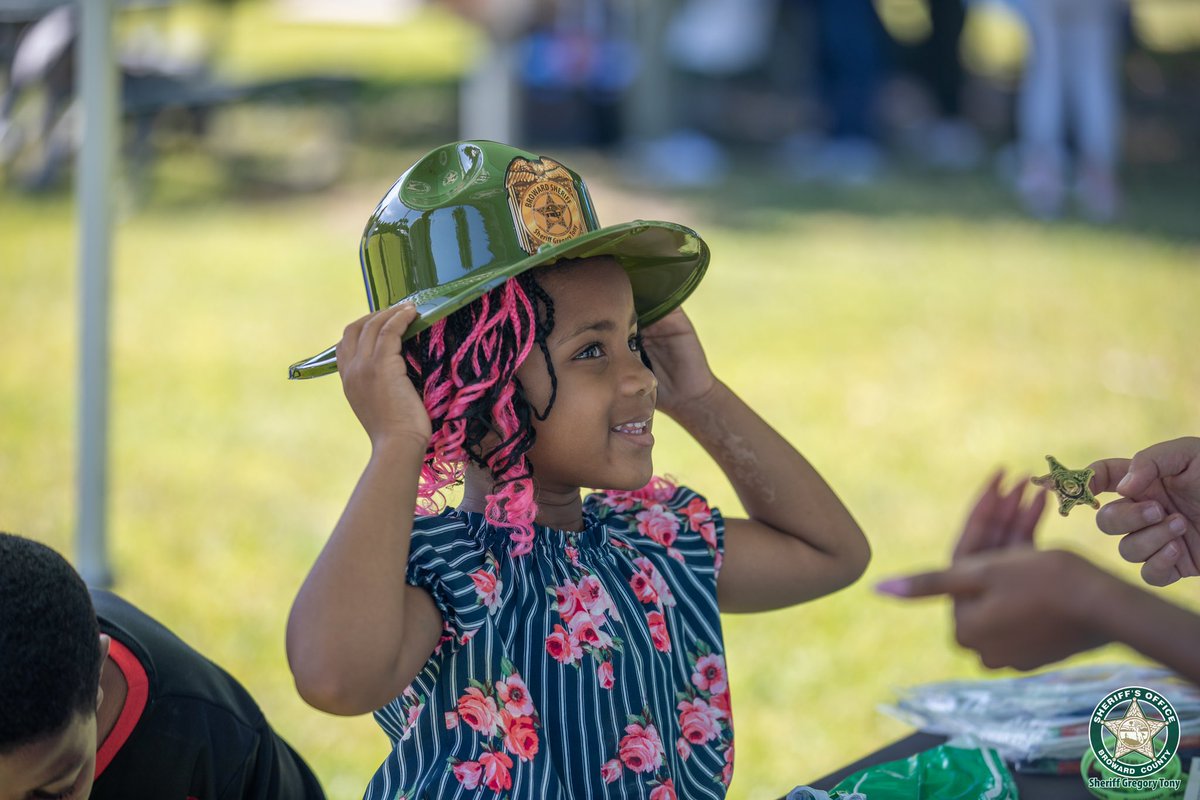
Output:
[643, 309, 870, 613]
[286, 304, 445, 715]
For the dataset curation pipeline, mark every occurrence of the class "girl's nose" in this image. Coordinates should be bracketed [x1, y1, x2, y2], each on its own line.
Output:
[622, 354, 657, 397]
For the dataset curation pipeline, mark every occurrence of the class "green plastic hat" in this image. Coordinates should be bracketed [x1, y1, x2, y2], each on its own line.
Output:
[288, 140, 710, 379]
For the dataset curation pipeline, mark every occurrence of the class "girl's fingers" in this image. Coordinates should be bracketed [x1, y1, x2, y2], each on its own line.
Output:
[1097, 497, 1166, 536]
[955, 471, 1004, 560]
[379, 304, 420, 351]
[336, 314, 371, 366]
[357, 304, 416, 363]
[1012, 488, 1047, 546]
[1117, 516, 1188, 564]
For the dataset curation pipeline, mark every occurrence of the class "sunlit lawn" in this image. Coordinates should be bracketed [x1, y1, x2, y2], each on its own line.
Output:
[3, 147, 1198, 798]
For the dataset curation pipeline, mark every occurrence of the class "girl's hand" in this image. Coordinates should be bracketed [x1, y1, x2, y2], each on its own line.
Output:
[336, 303, 432, 448]
[952, 471, 1046, 562]
[640, 308, 716, 417]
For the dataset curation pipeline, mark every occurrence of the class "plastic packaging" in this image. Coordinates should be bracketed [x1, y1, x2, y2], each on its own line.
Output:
[882, 664, 1200, 767]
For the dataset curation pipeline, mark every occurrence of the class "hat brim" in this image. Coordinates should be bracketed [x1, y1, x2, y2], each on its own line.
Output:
[288, 220, 709, 379]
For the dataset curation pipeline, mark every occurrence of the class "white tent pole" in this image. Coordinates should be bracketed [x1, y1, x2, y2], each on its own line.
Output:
[76, 0, 116, 588]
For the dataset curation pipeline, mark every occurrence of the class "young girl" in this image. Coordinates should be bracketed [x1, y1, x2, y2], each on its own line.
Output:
[286, 141, 869, 799]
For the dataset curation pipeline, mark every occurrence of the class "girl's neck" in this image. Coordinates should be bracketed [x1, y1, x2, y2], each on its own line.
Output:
[461, 465, 585, 532]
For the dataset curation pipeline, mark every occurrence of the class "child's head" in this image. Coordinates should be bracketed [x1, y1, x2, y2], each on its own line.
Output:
[289, 141, 710, 550]
[402, 256, 657, 551]
[0, 532, 103, 798]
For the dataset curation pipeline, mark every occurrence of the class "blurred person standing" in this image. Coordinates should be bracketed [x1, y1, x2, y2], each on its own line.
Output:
[999, 0, 1127, 221]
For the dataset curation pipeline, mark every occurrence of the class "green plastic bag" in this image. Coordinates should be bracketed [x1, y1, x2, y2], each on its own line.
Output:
[830, 743, 1019, 800]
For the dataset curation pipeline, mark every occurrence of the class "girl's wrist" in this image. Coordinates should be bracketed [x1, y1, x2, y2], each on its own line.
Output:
[369, 430, 432, 461]
[661, 377, 726, 425]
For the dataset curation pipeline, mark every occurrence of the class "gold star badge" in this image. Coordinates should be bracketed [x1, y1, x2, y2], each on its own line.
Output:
[1031, 455, 1100, 516]
[1102, 698, 1167, 760]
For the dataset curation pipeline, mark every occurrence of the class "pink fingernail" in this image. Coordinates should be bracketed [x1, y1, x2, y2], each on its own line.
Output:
[1169, 517, 1187, 534]
[1117, 473, 1133, 493]
[1144, 505, 1164, 524]
[875, 578, 911, 597]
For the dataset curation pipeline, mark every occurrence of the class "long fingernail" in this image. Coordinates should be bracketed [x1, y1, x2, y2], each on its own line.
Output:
[1169, 516, 1187, 534]
[875, 578, 911, 597]
[1117, 472, 1133, 493]
[1144, 505, 1164, 524]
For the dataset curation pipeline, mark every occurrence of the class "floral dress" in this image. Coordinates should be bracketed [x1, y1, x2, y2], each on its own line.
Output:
[363, 479, 732, 800]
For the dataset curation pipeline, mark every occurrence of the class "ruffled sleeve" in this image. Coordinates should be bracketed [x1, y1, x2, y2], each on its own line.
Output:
[404, 513, 496, 644]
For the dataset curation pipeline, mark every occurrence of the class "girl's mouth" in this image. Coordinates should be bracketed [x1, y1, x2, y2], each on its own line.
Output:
[611, 418, 654, 446]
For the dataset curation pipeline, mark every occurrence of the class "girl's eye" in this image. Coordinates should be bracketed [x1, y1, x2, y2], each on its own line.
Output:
[574, 343, 603, 360]
[628, 333, 644, 352]
[37, 790, 74, 800]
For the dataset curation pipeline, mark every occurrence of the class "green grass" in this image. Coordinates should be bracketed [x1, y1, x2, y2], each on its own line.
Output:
[3, 155, 1198, 798]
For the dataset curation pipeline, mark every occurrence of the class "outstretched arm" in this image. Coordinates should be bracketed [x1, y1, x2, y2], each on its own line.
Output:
[878, 473, 1200, 683]
[286, 304, 444, 716]
[642, 309, 869, 613]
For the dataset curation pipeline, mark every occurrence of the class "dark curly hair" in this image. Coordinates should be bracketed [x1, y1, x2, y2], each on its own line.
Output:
[402, 269, 559, 555]
[0, 532, 102, 752]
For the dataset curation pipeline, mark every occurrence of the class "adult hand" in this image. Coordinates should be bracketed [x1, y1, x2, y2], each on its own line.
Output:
[1090, 437, 1200, 587]
[639, 308, 717, 417]
[877, 473, 1111, 670]
[878, 548, 1115, 670]
[336, 303, 432, 449]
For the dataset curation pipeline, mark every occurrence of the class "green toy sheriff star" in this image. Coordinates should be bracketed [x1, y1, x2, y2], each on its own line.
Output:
[1031, 455, 1101, 516]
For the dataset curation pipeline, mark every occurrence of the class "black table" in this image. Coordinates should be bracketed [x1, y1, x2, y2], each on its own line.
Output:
[809, 732, 1095, 799]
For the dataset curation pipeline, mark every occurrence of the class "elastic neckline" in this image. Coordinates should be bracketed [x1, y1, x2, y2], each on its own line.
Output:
[442, 506, 610, 551]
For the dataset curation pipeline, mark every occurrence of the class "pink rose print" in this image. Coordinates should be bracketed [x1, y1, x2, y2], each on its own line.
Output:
[676, 737, 691, 761]
[545, 624, 583, 665]
[677, 698, 723, 745]
[497, 675, 534, 716]
[600, 492, 639, 512]
[667, 547, 685, 563]
[452, 760, 482, 790]
[691, 654, 728, 695]
[649, 778, 677, 800]
[682, 497, 712, 532]
[479, 750, 514, 792]
[445, 711, 459, 729]
[578, 574, 618, 619]
[646, 610, 671, 653]
[714, 551, 723, 576]
[456, 687, 501, 737]
[633, 557, 676, 608]
[501, 710, 539, 762]
[699, 520, 718, 550]
[601, 759, 622, 784]
[635, 505, 679, 548]
[569, 613, 613, 650]
[721, 743, 735, 786]
[552, 582, 587, 622]
[710, 689, 732, 721]
[597, 659, 615, 690]
[629, 571, 659, 605]
[565, 545, 580, 567]
[618, 722, 666, 774]
[630, 476, 678, 504]
[470, 568, 502, 610]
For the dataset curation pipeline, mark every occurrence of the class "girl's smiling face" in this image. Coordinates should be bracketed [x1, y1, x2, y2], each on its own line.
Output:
[517, 257, 658, 495]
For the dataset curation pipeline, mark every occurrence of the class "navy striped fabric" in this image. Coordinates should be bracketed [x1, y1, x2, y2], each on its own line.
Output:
[363, 481, 731, 799]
